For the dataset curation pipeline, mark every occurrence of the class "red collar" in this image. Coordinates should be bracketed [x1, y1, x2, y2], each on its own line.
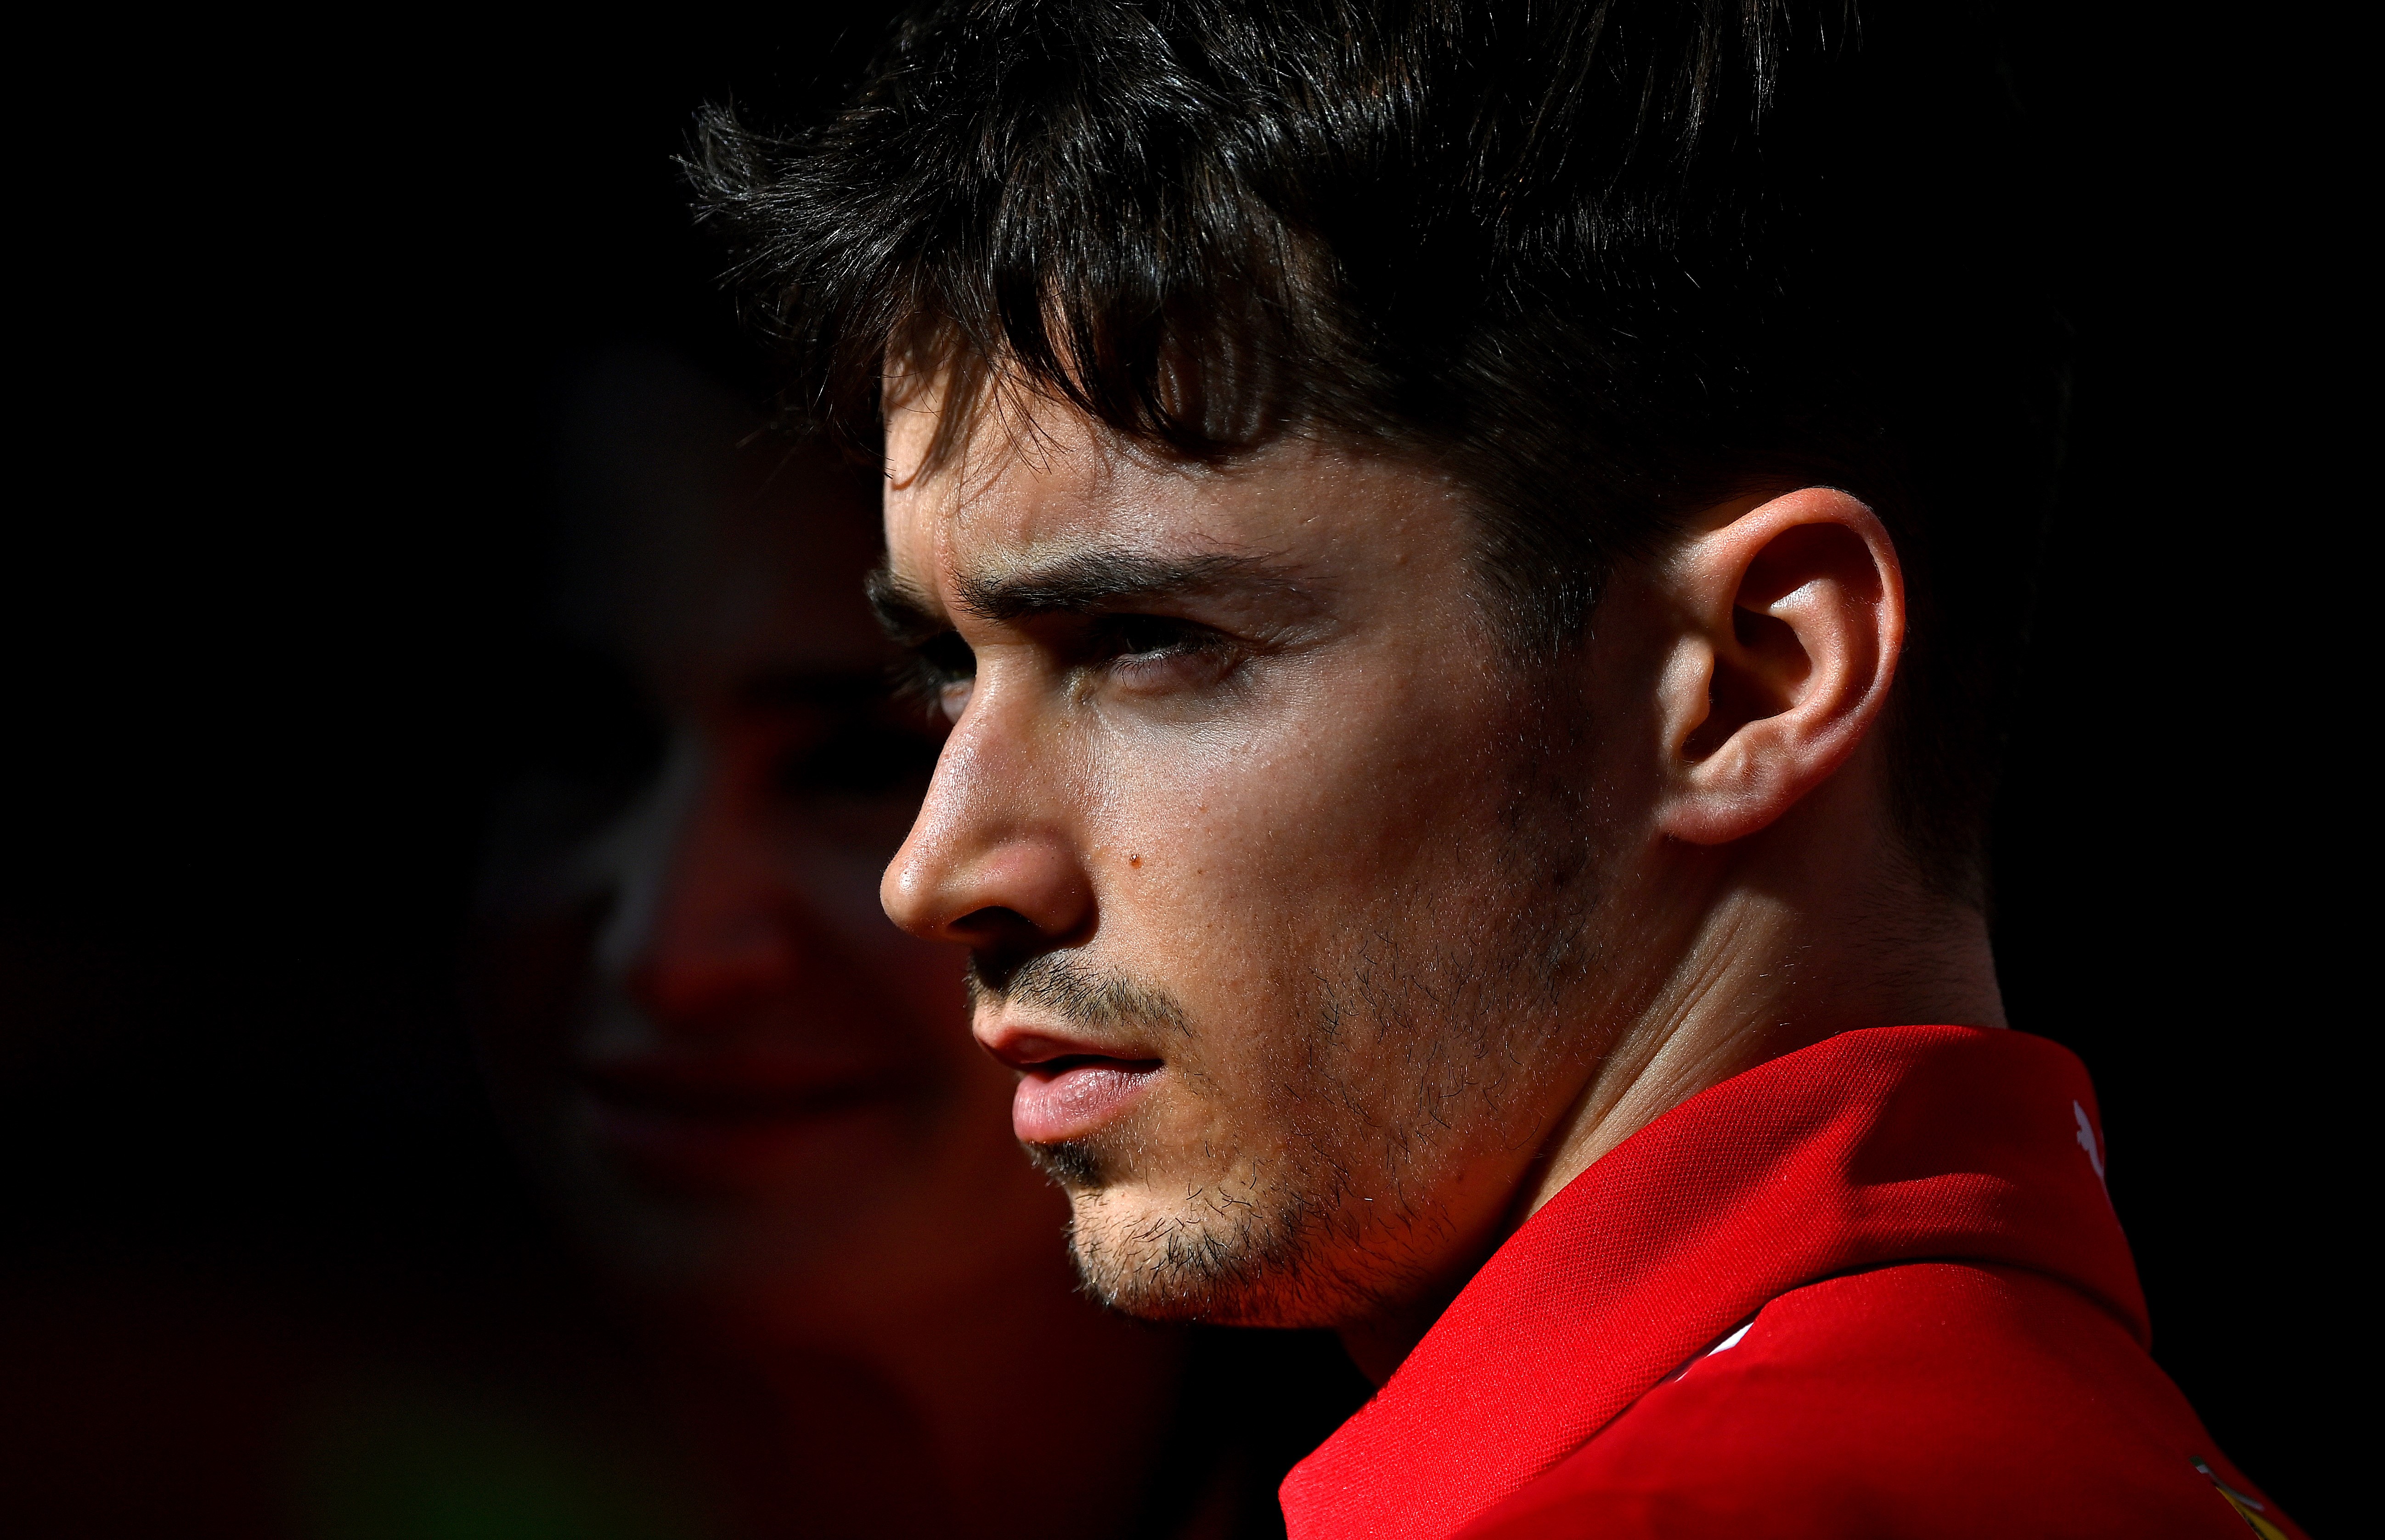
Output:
[1279, 1026, 2143, 1540]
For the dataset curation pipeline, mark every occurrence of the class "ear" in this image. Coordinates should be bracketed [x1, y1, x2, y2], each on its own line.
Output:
[1654, 487, 1905, 846]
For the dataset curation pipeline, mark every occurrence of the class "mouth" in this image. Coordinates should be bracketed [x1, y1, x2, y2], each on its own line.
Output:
[982, 1033, 1164, 1144]
[576, 1055, 912, 1185]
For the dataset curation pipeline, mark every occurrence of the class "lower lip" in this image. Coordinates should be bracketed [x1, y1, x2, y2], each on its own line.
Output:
[585, 1087, 902, 1188]
[1011, 1061, 1161, 1143]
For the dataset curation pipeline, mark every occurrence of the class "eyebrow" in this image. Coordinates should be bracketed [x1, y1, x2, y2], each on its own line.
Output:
[866, 549, 1314, 641]
[865, 567, 947, 646]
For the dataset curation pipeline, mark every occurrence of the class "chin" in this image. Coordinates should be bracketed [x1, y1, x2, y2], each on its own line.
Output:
[541, 1120, 911, 1287]
[1062, 1177, 1345, 1328]
[577, 1176, 949, 1320]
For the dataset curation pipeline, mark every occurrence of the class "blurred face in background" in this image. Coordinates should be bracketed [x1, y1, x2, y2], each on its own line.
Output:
[471, 358, 1065, 1338]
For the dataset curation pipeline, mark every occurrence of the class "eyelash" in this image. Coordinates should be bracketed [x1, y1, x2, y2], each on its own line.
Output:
[891, 632, 976, 719]
[1090, 614, 1231, 671]
[894, 615, 1238, 718]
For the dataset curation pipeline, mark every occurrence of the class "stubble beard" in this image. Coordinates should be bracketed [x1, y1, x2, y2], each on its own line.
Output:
[987, 807, 1599, 1330]
[973, 953, 1332, 1321]
[1027, 1072, 1365, 1326]
[978, 665, 1601, 1327]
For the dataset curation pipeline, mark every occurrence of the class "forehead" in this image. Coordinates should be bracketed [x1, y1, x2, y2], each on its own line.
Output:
[574, 451, 891, 707]
[558, 358, 892, 704]
[882, 382, 1467, 590]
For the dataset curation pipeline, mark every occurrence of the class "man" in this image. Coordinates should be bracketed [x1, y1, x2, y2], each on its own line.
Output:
[471, 350, 1359, 1539]
[694, 3, 2301, 1536]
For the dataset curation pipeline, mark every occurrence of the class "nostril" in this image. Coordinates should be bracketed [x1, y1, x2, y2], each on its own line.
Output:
[886, 835, 1095, 948]
[947, 905, 1037, 947]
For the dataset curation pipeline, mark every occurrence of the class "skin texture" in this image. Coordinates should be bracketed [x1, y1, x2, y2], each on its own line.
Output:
[878, 379, 2007, 1382]
[470, 361, 1183, 1538]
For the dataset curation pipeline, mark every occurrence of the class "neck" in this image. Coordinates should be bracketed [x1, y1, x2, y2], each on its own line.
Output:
[654, 1242, 1187, 1540]
[1530, 762, 2005, 1218]
[1339, 756, 2005, 1385]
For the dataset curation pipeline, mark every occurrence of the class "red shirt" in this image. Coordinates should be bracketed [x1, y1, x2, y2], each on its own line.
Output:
[1278, 1026, 2301, 1540]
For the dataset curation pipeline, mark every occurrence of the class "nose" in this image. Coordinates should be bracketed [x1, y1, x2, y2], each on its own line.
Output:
[880, 696, 1093, 952]
[607, 740, 820, 1034]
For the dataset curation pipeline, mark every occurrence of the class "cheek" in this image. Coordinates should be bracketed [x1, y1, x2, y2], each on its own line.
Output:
[1106, 675, 1510, 913]
[1085, 677, 1532, 1072]
[784, 835, 977, 1051]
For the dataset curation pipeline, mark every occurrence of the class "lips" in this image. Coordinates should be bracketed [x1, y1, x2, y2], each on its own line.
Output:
[1009, 1055, 1162, 1142]
[978, 1025, 1162, 1143]
[577, 1053, 911, 1186]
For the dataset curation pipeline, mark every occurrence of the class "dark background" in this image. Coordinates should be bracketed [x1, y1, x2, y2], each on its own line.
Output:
[6, 6, 2351, 1534]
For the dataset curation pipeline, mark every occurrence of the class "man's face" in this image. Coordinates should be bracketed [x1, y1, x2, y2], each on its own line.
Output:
[880, 395, 1641, 1326]
[473, 416, 1063, 1336]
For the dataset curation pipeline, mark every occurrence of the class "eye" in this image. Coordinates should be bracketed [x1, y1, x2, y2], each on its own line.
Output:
[894, 631, 977, 720]
[1087, 614, 1238, 688]
[1094, 614, 1222, 661]
[919, 630, 977, 680]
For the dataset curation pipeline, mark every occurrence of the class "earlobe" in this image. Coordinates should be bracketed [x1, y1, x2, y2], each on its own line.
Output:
[1657, 488, 1904, 846]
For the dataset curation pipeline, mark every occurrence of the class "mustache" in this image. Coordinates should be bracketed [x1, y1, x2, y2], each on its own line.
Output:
[967, 950, 1191, 1039]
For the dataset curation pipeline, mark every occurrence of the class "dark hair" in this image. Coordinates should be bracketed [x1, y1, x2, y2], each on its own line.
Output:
[689, 0, 2065, 900]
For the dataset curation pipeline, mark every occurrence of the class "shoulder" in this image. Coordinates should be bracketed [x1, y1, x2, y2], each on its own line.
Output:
[1453, 1262, 2297, 1540]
